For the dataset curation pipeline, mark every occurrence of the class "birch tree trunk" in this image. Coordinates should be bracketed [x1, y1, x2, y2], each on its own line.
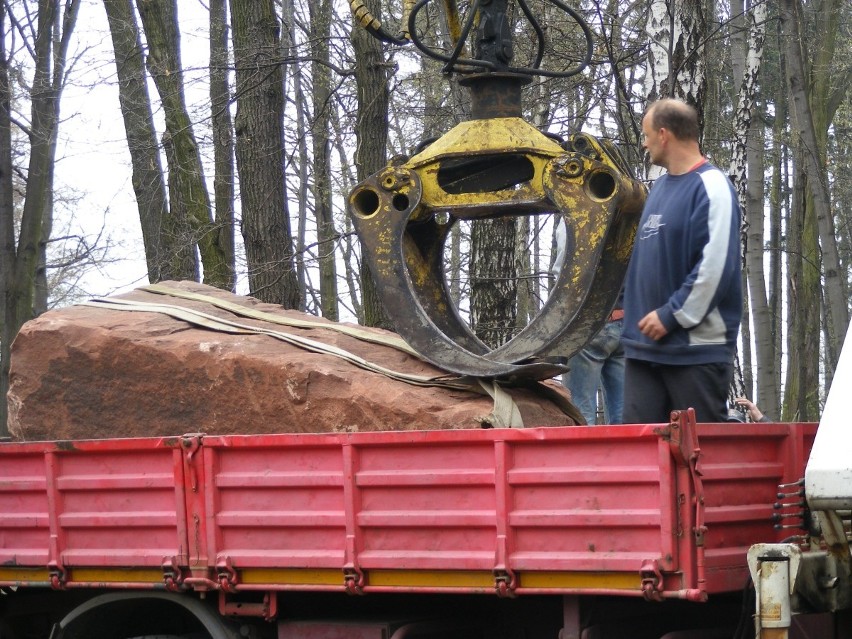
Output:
[729, 0, 775, 412]
[643, 0, 706, 122]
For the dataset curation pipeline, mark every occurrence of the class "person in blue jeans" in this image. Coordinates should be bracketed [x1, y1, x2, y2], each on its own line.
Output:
[562, 304, 625, 425]
[552, 220, 625, 425]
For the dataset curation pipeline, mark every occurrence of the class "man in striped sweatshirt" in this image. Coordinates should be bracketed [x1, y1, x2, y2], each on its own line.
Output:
[622, 98, 742, 424]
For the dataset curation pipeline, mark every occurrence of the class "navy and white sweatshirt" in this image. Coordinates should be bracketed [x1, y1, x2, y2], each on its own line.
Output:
[622, 163, 742, 365]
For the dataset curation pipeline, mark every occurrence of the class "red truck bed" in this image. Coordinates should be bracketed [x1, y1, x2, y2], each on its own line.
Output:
[0, 412, 815, 602]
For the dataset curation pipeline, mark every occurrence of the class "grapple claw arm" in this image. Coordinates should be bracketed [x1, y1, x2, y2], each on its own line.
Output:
[347, 125, 646, 380]
[350, 167, 568, 380]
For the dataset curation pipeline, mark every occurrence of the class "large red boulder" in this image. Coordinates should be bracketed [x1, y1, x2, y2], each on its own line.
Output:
[8, 281, 578, 441]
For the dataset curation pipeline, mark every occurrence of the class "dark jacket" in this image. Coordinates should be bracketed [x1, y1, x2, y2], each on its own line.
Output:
[622, 163, 742, 365]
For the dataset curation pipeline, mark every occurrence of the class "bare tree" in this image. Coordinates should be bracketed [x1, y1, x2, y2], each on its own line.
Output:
[209, 0, 236, 290]
[1, 0, 80, 435]
[103, 0, 171, 281]
[350, 0, 392, 328]
[307, 0, 338, 320]
[229, 0, 299, 306]
[136, 0, 231, 288]
[780, 0, 849, 393]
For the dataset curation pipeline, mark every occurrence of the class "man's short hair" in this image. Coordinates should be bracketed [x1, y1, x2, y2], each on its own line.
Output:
[647, 99, 700, 142]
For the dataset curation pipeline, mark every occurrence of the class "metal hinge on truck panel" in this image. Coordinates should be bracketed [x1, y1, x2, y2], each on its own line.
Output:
[344, 566, 365, 595]
[494, 531, 517, 597]
[343, 526, 365, 594]
[162, 556, 184, 591]
[48, 560, 66, 590]
[216, 556, 239, 593]
[494, 568, 517, 598]
[640, 559, 663, 602]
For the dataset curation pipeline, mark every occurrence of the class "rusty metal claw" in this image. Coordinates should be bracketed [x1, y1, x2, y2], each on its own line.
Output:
[350, 166, 567, 380]
[347, 124, 646, 381]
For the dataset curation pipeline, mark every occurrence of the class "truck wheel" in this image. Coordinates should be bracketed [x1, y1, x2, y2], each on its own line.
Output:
[57, 593, 239, 639]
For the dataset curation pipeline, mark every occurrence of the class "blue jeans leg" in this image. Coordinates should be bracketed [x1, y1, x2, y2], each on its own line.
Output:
[599, 328, 625, 424]
[563, 348, 602, 424]
[562, 320, 625, 424]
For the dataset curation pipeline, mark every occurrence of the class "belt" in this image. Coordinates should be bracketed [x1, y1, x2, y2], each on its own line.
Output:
[608, 309, 624, 322]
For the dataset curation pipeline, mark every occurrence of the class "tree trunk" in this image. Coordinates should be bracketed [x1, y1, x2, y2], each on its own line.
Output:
[780, 0, 849, 383]
[103, 0, 171, 282]
[514, 216, 532, 330]
[308, 0, 338, 320]
[229, 0, 300, 307]
[768, 109, 785, 418]
[470, 218, 517, 348]
[729, 0, 772, 407]
[0, 0, 15, 436]
[281, 0, 308, 311]
[745, 121, 779, 414]
[136, 0, 231, 288]
[783, 156, 821, 421]
[328, 90, 361, 319]
[162, 131, 200, 280]
[0, 0, 79, 435]
[209, 0, 236, 291]
[643, 0, 706, 123]
[351, 0, 392, 328]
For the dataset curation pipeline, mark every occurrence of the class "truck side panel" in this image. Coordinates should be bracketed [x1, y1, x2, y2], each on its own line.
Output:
[0, 419, 815, 600]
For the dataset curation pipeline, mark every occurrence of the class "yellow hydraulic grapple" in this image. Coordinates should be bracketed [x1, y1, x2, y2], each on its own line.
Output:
[348, 0, 646, 380]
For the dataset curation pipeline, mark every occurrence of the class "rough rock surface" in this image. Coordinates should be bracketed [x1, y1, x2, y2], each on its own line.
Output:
[8, 281, 578, 441]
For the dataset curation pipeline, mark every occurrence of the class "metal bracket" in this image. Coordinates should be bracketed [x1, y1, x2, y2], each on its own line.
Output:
[640, 558, 663, 602]
[216, 556, 239, 593]
[664, 410, 708, 542]
[494, 568, 517, 598]
[161, 556, 184, 591]
[343, 566, 365, 595]
[665, 409, 708, 598]
[219, 590, 278, 621]
[48, 560, 66, 590]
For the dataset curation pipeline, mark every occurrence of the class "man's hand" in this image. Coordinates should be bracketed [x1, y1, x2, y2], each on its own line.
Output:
[638, 310, 669, 341]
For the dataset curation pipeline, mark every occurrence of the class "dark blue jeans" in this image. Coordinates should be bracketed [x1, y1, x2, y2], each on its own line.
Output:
[562, 319, 625, 424]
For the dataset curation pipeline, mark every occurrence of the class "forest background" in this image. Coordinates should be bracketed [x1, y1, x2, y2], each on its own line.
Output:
[1, 0, 850, 435]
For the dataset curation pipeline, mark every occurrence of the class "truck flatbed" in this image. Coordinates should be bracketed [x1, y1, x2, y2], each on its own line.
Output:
[0, 411, 814, 603]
